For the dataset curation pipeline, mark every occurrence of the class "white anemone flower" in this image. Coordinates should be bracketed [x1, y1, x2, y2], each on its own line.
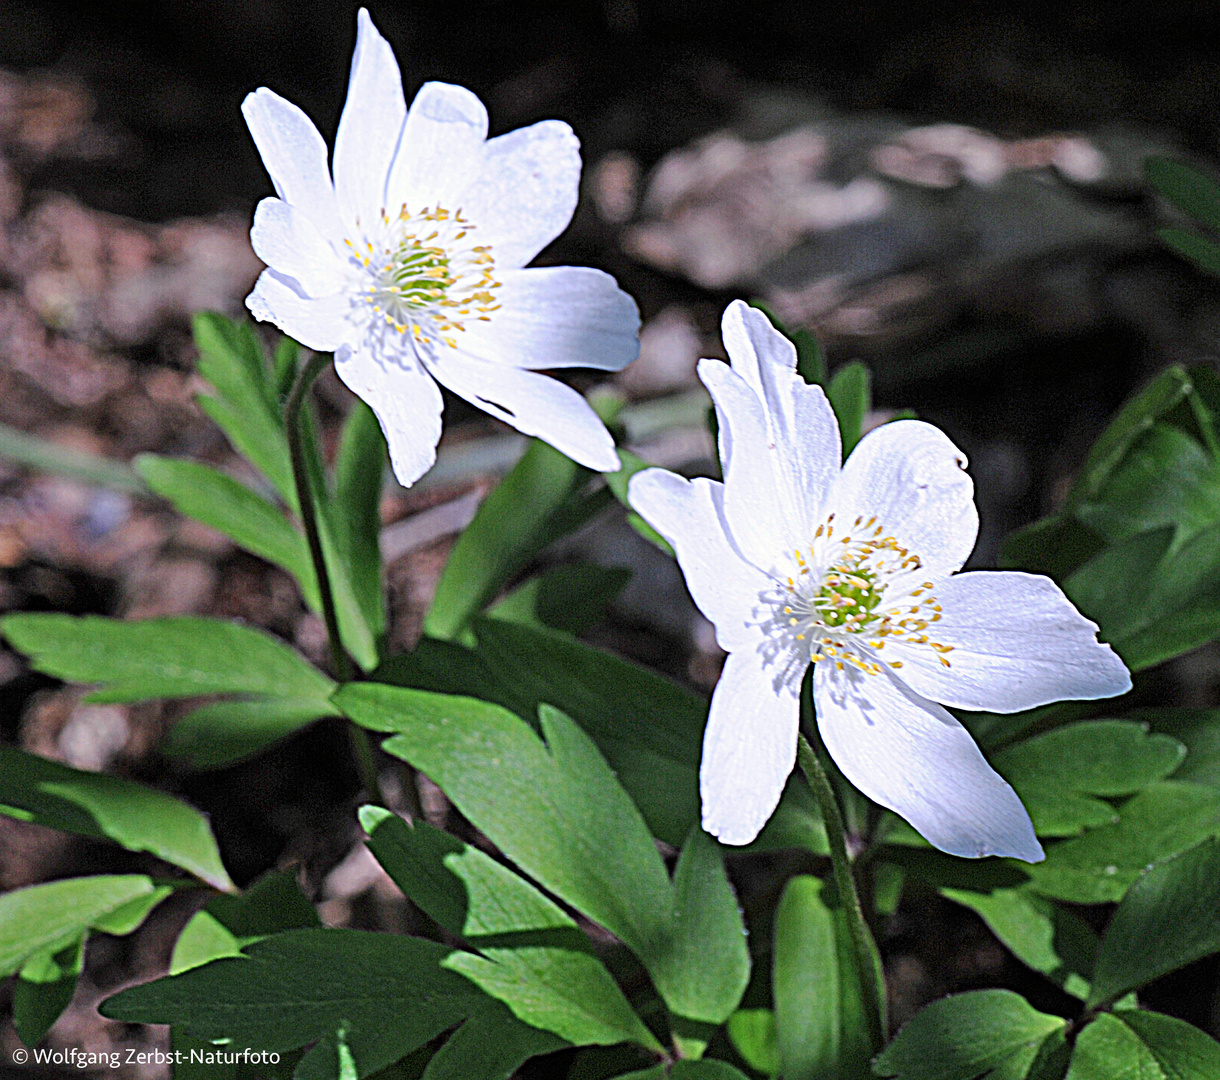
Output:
[629, 301, 1131, 861]
[242, 9, 640, 485]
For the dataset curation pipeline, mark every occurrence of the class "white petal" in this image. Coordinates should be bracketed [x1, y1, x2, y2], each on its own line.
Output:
[334, 342, 443, 488]
[720, 302, 841, 504]
[697, 360, 792, 572]
[457, 120, 581, 270]
[246, 270, 353, 352]
[332, 9, 407, 233]
[458, 267, 640, 372]
[385, 82, 488, 216]
[814, 662, 1043, 861]
[706, 303, 840, 560]
[429, 351, 618, 472]
[241, 88, 347, 249]
[250, 198, 346, 297]
[628, 470, 771, 652]
[888, 570, 1132, 713]
[827, 419, 978, 581]
[701, 650, 801, 846]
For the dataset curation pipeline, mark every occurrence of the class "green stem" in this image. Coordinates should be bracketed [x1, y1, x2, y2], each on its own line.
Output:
[285, 354, 385, 807]
[795, 721, 887, 1053]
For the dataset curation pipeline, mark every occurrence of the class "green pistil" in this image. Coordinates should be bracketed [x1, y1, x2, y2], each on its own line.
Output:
[815, 566, 883, 629]
[388, 242, 453, 305]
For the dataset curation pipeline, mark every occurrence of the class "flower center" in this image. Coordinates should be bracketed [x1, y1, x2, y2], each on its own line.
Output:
[760, 511, 954, 684]
[814, 564, 883, 628]
[347, 204, 501, 349]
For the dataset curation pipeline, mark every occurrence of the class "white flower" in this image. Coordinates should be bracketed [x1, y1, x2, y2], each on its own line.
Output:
[629, 301, 1131, 861]
[242, 9, 640, 485]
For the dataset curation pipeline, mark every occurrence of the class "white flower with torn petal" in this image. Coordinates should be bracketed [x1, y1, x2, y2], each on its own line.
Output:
[242, 8, 640, 486]
[629, 300, 1130, 861]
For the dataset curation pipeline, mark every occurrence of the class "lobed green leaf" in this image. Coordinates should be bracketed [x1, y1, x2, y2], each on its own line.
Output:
[994, 721, 1184, 837]
[424, 438, 600, 641]
[338, 685, 750, 1026]
[2, 613, 333, 704]
[418, 1006, 565, 1080]
[103, 929, 493, 1080]
[1088, 838, 1220, 1008]
[0, 744, 234, 890]
[1026, 781, 1220, 904]
[940, 887, 1096, 1000]
[0, 875, 160, 979]
[487, 563, 631, 636]
[872, 990, 1066, 1080]
[136, 456, 319, 604]
[1065, 1010, 1220, 1080]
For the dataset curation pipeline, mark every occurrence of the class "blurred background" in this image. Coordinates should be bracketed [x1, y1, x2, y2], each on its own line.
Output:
[2, 0, 1220, 1074]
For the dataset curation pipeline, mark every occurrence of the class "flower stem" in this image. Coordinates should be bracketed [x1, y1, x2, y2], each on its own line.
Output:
[285, 353, 385, 807]
[795, 722, 887, 1053]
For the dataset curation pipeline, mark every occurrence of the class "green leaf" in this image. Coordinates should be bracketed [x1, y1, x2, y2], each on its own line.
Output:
[420, 1006, 566, 1080]
[0, 875, 158, 978]
[136, 456, 319, 605]
[339, 688, 672, 977]
[1111, 528, 1220, 670]
[940, 887, 1097, 1000]
[1161, 227, 1220, 276]
[274, 336, 300, 400]
[191, 314, 295, 503]
[330, 399, 387, 644]
[444, 947, 660, 1051]
[362, 810, 618, 1052]
[2, 613, 334, 705]
[605, 449, 675, 556]
[1026, 781, 1220, 904]
[1065, 1010, 1220, 1080]
[1137, 708, 1220, 786]
[0, 744, 234, 890]
[1068, 366, 1195, 508]
[172, 868, 320, 976]
[373, 636, 538, 722]
[424, 438, 598, 641]
[93, 885, 175, 934]
[163, 697, 339, 770]
[827, 363, 871, 459]
[998, 514, 1107, 583]
[1147, 157, 1220, 232]
[102, 929, 493, 1080]
[338, 685, 737, 1027]
[472, 617, 704, 847]
[1075, 422, 1220, 551]
[472, 617, 823, 853]
[667, 826, 750, 1026]
[1064, 523, 1220, 671]
[993, 721, 1185, 837]
[1088, 838, 1220, 1008]
[726, 1009, 779, 1077]
[774, 875, 877, 1080]
[171, 911, 244, 975]
[873, 990, 1066, 1080]
[14, 936, 84, 1046]
[488, 563, 631, 636]
[359, 808, 580, 942]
